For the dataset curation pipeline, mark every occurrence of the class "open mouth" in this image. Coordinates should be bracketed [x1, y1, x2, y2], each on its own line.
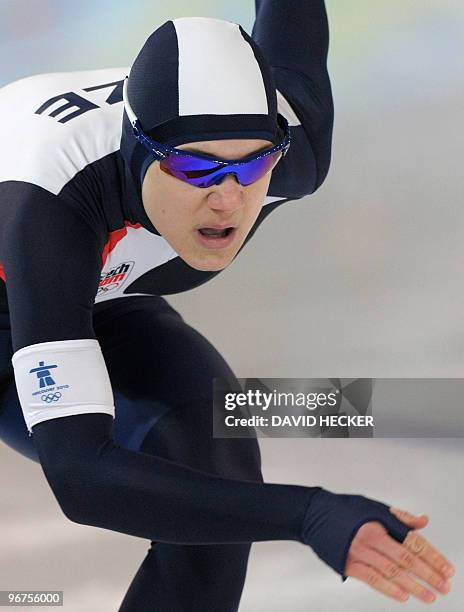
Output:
[198, 227, 234, 238]
[195, 226, 237, 249]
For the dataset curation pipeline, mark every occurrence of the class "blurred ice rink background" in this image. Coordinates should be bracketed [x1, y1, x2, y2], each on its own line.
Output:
[1, 1, 463, 610]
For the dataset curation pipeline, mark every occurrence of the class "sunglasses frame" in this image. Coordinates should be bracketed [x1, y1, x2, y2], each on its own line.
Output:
[122, 76, 291, 181]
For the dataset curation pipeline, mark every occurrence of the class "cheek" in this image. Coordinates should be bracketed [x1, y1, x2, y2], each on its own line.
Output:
[252, 173, 272, 197]
[247, 178, 270, 212]
[163, 195, 201, 233]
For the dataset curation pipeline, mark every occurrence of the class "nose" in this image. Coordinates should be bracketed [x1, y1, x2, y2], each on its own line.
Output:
[213, 171, 241, 187]
[207, 174, 244, 213]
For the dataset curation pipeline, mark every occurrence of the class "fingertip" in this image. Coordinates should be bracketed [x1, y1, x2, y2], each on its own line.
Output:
[411, 513, 428, 521]
[419, 514, 429, 522]
[414, 515, 429, 528]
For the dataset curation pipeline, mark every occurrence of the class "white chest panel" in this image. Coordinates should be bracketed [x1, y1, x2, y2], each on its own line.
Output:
[96, 224, 178, 303]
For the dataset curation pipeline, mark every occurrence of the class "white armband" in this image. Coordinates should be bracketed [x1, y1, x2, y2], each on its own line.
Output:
[11, 339, 115, 433]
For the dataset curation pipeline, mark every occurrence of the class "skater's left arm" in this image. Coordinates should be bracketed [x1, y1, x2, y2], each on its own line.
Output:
[252, 0, 334, 198]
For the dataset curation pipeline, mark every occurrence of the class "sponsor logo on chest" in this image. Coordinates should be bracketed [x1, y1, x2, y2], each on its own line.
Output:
[98, 260, 134, 295]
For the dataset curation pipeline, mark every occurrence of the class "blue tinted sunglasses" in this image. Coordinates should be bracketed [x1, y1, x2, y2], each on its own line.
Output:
[123, 77, 291, 188]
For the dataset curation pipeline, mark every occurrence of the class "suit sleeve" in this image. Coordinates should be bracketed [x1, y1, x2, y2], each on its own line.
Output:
[1, 182, 103, 351]
[252, 0, 334, 197]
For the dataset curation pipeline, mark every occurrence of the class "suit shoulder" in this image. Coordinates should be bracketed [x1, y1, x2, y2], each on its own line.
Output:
[0, 67, 128, 194]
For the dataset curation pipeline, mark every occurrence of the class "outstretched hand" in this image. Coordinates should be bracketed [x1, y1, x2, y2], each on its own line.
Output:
[344, 507, 456, 603]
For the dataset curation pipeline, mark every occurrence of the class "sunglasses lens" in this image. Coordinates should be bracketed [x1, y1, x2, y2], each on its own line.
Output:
[160, 155, 225, 187]
[235, 151, 283, 186]
[160, 150, 283, 188]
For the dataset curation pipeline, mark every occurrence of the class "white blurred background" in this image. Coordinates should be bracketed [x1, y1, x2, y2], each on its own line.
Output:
[1, 1, 463, 610]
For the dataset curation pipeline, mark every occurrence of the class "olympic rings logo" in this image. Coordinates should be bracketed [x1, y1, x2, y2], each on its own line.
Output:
[41, 392, 62, 403]
[98, 282, 120, 293]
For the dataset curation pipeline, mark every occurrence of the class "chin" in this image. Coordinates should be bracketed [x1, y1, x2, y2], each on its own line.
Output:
[190, 260, 230, 273]
[185, 252, 233, 272]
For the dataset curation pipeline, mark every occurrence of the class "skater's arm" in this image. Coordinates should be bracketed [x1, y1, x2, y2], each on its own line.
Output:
[252, 0, 334, 196]
[33, 412, 320, 545]
[1, 183, 105, 352]
[32, 411, 419, 590]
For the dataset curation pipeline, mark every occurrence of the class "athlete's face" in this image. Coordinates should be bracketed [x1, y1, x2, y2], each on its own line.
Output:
[141, 139, 274, 271]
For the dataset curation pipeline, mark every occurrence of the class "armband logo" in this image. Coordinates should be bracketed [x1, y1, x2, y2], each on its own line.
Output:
[29, 361, 57, 388]
[29, 361, 70, 402]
